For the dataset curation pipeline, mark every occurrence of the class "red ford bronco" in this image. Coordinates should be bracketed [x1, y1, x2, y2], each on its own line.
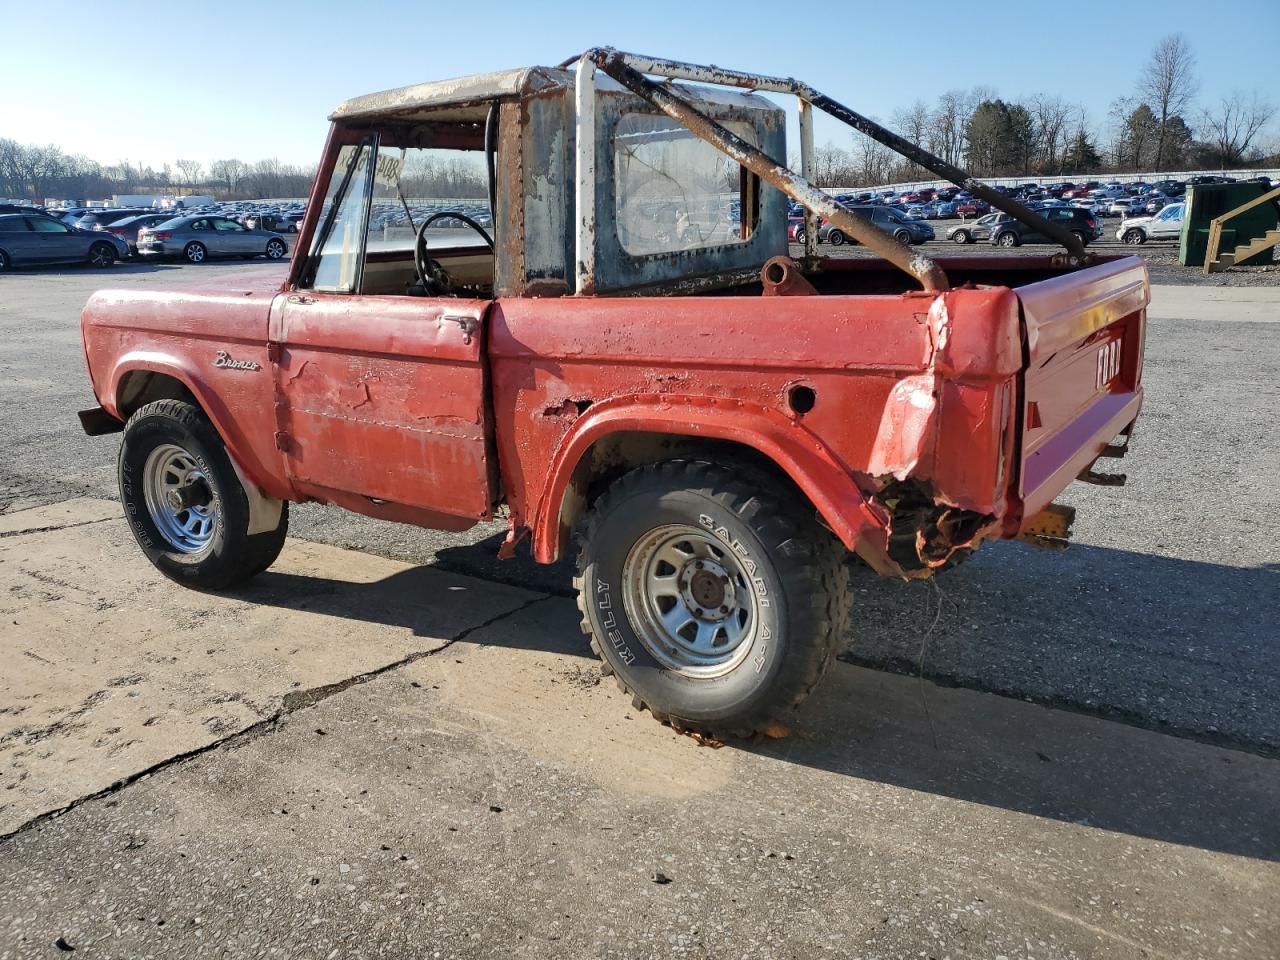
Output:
[78, 51, 1146, 737]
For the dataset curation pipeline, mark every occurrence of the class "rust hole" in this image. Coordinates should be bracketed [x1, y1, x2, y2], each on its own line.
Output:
[787, 385, 817, 416]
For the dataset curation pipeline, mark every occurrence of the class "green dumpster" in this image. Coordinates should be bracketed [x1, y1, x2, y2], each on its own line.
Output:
[1180, 182, 1279, 267]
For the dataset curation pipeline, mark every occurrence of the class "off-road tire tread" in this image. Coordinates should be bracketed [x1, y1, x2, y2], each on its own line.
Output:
[573, 460, 849, 738]
[122, 399, 288, 588]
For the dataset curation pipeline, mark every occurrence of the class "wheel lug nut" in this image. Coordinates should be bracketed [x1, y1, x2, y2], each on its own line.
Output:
[695, 561, 703, 569]
[720, 605, 729, 613]
[693, 608, 703, 617]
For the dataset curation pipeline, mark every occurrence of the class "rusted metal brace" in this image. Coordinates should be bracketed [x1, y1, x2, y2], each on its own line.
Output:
[591, 50, 950, 293]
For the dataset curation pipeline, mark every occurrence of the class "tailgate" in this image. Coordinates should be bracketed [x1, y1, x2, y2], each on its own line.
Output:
[1015, 256, 1148, 525]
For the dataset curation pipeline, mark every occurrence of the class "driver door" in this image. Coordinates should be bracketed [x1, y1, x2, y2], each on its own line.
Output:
[270, 137, 496, 521]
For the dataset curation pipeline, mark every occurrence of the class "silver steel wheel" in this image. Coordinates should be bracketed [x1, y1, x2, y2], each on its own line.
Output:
[622, 524, 758, 678]
[142, 443, 217, 554]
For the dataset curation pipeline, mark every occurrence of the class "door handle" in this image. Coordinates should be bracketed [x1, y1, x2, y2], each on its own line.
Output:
[287, 294, 317, 305]
[442, 314, 478, 345]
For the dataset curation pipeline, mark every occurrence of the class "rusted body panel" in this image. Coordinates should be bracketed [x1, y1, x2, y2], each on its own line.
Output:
[488, 282, 1033, 575]
[82, 270, 289, 500]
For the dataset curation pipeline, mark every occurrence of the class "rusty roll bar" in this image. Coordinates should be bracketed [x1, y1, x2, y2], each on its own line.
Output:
[589, 48, 1091, 267]
[796, 89, 1090, 264]
[591, 51, 950, 293]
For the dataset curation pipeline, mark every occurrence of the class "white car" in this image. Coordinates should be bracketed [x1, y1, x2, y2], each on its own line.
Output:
[1072, 198, 1110, 216]
[1117, 202, 1185, 244]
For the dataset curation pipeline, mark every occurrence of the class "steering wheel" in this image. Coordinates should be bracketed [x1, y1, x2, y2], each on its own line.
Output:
[413, 211, 495, 296]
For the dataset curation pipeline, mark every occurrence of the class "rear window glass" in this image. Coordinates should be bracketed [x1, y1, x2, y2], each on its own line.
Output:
[613, 113, 756, 256]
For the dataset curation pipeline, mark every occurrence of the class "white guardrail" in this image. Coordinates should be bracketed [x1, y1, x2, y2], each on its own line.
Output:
[821, 167, 1280, 195]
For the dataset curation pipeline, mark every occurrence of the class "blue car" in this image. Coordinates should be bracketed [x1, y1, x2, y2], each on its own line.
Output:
[0, 213, 129, 271]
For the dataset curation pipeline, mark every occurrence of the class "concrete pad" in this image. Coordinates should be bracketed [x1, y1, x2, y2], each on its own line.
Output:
[0, 497, 119, 535]
[0, 499, 543, 835]
[0, 595, 1275, 958]
[1148, 283, 1280, 322]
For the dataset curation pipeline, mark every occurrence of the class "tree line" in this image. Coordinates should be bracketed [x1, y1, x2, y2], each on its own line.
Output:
[801, 34, 1276, 187]
[0, 145, 492, 203]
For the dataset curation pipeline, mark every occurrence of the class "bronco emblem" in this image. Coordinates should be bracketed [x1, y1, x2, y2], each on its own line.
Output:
[213, 350, 261, 371]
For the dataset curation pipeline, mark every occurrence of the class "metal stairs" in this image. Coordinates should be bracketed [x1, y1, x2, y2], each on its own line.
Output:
[1209, 229, 1280, 270]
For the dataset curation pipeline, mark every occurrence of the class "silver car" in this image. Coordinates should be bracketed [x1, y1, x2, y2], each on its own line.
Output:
[136, 215, 289, 264]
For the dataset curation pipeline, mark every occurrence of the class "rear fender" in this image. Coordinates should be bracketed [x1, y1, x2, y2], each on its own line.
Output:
[531, 394, 894, 571]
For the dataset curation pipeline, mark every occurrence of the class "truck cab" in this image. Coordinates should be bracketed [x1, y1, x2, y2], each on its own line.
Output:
[79, 51, 1147, 739]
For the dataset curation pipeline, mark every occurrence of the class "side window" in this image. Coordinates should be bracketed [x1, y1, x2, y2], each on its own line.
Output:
[613, 112, 758, 255]
[27, 217, 69, 233]
[213, 218, 244, 232]
[0, 217, 31, 232]
[303, 139, 375, 293]
[190, 219, 210, 232]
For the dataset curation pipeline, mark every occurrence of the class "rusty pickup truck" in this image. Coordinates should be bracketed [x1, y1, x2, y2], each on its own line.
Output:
[78, 50, 1146, 737]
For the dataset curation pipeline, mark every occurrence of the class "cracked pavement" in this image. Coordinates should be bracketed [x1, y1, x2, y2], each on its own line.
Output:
[1, 266, 1278, 956]
[0, 505, 1277, 957]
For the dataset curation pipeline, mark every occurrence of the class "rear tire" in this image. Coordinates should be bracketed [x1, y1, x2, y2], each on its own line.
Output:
[794, 228, 806, 245]
[574, 461, 850, 738]
[88, 242, 116, 268]
[184, 241, 207, 264]
[119, 399, 288, 590]
[0, 249, 9, 271]
[827, 230, 846, 246]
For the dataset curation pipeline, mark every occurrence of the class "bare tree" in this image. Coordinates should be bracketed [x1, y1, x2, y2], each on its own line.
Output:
[1198, 91, 1276, 168]
[892, 100, 930, 176]
[209, 158, 249, 195]
[1138, 34, 1198, 171]
[175, 158, 204, 190]
[1031, 94, 1073, 173]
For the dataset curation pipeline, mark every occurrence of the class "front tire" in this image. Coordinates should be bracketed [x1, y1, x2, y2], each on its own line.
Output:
[184, 241, 207, 264]
[574, 461, 850, 738]
[265, 238, 287, 260]
[952, 230, 971, 244]
[794, 229, 806, 245]
[119, 399, 288, 590]
[0, 249, 10, 271]
[827, 229, 846, 246]
[894, 228, 912, 245]
[997, 231, 1019, 248]
[1123, 228, 1146, 245]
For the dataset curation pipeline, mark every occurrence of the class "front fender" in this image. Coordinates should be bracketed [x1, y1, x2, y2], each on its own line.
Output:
[531, 394, 894, 571]
[104, 351, 290, 500]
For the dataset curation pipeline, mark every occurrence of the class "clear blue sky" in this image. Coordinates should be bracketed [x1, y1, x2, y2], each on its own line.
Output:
[3, 0, 1274, 169]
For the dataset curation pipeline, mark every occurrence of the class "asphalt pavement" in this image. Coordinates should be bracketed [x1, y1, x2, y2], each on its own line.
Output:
[1, 499, 1277, 958]
[1, 258, 1276, 753]
[1, 254, 1278, 957]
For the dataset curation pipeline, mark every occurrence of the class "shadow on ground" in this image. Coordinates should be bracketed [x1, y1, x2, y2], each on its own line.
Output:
[239, 543, 1280, 865]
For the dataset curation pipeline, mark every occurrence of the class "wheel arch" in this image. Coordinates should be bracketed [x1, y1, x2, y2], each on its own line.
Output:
[107, 356, 287, 507]
[529, 396, 888, 568]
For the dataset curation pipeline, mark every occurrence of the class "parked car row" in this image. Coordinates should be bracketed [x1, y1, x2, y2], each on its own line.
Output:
[0, 206, 290, 271]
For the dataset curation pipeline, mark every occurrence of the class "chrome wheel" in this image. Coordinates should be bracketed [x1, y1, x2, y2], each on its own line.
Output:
[142, 443, 217, 554]
[622, 524, 758, 678]
[266, 239, 286, 259]
[185, 242, 206, 263]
